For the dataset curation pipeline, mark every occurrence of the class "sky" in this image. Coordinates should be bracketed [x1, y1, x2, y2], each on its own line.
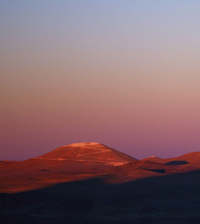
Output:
[1, 0, 200, 161]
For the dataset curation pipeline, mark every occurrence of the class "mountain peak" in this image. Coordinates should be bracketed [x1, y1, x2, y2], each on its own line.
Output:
[67, 142, 100, 147]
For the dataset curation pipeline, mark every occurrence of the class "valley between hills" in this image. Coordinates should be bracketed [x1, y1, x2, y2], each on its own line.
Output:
[1, 142, 200, 223]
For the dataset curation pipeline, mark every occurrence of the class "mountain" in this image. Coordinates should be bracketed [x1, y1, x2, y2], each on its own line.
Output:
[1, 143, 200, 194]
[35, 142, 137, 166]
[0, 142, 136, 193]
[140, 156, 163, 163]
[142, 152, 200, 167]
[163, 152, 200, 166]
[2, 144, 200, 223]
[123, 160, 168, 172]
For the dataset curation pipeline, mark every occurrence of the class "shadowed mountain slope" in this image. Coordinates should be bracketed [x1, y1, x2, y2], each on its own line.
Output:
[2, 171, 200, 224]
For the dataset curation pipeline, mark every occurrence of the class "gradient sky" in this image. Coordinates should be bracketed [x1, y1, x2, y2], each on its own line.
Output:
[1, 0, 200, 161]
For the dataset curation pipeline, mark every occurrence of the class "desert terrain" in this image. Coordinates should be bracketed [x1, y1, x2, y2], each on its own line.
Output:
[1, 142, 200, 223]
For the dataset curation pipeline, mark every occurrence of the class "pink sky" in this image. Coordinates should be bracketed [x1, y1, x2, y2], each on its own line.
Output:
[1, 1, 200, 160]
